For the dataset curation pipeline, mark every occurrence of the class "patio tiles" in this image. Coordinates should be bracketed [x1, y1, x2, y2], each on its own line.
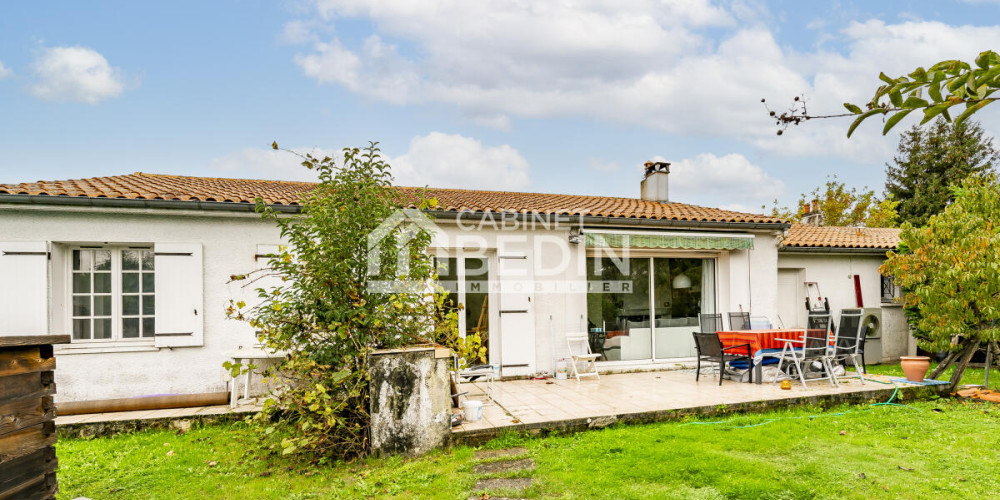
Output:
[452, 370, 943, 440]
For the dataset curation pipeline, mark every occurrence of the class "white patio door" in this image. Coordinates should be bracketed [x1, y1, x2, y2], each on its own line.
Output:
[436, 253, 496, 365]
[498, 253, 535, 377]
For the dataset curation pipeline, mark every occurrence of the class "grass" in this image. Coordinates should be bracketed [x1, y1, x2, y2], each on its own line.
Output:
[57, 423, 476, 499]
[58, 395, 1000, 499]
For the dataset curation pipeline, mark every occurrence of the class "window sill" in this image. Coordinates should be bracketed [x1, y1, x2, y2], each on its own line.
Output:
[55, 343, 159, 355]
[880, 301, 903, 308]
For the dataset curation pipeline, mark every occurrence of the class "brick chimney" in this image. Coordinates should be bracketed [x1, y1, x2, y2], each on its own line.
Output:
[641, 161, 670, 203]
[801, 198, 824, 226]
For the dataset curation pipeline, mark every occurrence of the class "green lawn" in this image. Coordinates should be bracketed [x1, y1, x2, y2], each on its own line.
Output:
[59, 394, 1000, 499]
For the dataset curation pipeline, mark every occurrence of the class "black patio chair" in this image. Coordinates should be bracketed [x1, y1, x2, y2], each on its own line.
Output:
[776, 313, 835, 389]
[692, 332, 753, 385]
[699, 313, 724, 334]
[828, 309, 866, 386]
[728, 311, 751, 331]
[588, 329, 608, 361]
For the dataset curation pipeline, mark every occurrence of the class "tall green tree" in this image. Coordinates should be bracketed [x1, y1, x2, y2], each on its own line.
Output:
[886, 119, 998, 227]
[882, 175, 1000, 391]
[765, 176, 899, 227]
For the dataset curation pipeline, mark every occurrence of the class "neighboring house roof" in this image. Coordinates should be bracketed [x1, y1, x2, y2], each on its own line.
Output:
[781, 224, 901, 251]
[0, 172, 787, 226]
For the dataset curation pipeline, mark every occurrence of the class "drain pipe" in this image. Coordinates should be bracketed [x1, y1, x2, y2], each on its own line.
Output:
[56, 392, 230, 416]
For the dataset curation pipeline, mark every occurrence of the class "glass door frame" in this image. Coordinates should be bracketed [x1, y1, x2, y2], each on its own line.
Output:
[585, 248, 719, 365]
[433, 249, 499, 364]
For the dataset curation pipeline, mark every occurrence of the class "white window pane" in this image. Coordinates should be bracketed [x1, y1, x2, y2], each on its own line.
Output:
[94, 273, 111, 294]
[73, 296, 91, 317]
[142, 294, 155, 316]
[141, 250, 154, 270]
[73, 250, 91, 272]
[122, 250, 140, 270]
[73, 273, 90, 293]
[73, 319, 91, 340]
[141, 272, 154, 293]
[142, 317, 155, 337]
[122, 295, 140, 316]
[94, 251, 112, 271]
[122, 318, 140, 338]
[122, 273, 139, 293]
[94, 295, 112, 316]
[94, 318, 112, 339]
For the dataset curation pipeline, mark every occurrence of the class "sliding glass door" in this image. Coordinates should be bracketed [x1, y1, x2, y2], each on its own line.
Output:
[586, 257, 650, 361]
[652, 258, 714, 358]
[587, 256, 715, 361]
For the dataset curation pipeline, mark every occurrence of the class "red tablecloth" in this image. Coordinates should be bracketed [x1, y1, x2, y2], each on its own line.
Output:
[717, 329, 808, 356]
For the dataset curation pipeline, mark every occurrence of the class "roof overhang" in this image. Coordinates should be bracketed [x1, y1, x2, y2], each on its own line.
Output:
[429, 210, 790, 231]
[0, 194, 791, 230]
[0, 194, 300, 213]
[779, 246, 893, 255]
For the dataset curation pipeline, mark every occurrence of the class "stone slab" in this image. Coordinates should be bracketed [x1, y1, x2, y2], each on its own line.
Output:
[473, 458, 535, 474]
[472, 477, 532, 493]
[473, 447, 527, 460]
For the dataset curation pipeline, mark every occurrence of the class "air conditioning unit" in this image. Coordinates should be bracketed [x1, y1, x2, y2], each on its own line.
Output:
[860, 307, 882, 364]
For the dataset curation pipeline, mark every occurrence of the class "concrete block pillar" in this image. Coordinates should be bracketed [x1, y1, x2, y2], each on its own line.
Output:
[369, 346, 451, 456]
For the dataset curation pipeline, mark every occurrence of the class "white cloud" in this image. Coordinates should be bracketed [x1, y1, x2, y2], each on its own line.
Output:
[295, 34, 419, 104]
[388, 132, 530, 190]
[208, 133, 529, 190]
[0, 61, 11, 79]
[287, 3, 1000, 162]
[208, 147, 330, 182]
[30, 46, 129, 104]
[665, 153, 785, 210]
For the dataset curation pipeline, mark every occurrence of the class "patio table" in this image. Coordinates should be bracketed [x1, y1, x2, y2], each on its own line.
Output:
[716, 329, 814, 384]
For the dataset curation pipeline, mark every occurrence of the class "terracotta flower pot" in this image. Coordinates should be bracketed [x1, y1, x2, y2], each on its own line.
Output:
[900, 356, 931, 382]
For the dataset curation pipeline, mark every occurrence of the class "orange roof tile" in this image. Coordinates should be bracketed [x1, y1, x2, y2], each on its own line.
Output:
[781, 224, 901, 250]
[0, 172, 786, 225]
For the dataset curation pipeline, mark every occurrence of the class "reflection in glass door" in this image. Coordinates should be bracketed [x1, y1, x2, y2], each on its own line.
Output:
[436, 256, 491, 360]
[587, 256, 715, 361]
[586, 257, 650, 361]
[653, 258, 715, 358]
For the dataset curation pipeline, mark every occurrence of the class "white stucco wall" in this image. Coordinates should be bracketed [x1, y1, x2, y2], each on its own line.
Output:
[0, 205, 283, 402]
[428, 220, 781, 373]
[777, 251, 911, 362]
[1, 202, 787, 401]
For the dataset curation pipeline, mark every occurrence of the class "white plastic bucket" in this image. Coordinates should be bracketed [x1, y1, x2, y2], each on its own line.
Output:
[555, 358, 568, 380]
[463, 399, 483, 422]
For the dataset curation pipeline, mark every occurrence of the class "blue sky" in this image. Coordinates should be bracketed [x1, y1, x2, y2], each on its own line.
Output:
[2, 0, 999, 212]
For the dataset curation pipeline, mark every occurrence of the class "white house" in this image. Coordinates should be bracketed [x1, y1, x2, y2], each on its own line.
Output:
[0, 165, 908, 408]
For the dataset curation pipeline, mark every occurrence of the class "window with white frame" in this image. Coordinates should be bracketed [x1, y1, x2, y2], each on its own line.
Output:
[71, 247, 155, 342]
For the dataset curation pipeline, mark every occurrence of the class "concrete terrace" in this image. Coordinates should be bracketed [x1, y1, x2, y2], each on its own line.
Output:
[451, 369, 947, 444]
[51, 370, 946, 442]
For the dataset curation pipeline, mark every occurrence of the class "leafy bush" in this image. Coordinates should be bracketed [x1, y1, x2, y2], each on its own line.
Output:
[228, 143, 457, 461]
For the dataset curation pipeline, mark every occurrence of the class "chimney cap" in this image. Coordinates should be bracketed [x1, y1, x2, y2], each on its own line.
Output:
[644, 160, 670, 177]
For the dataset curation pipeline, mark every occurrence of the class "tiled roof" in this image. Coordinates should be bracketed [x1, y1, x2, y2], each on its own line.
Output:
[0, 172, 786, 225]
[781, 224, 901, 250]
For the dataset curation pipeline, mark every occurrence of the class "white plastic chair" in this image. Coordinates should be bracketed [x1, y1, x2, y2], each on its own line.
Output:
[565, 331, 600, 382]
